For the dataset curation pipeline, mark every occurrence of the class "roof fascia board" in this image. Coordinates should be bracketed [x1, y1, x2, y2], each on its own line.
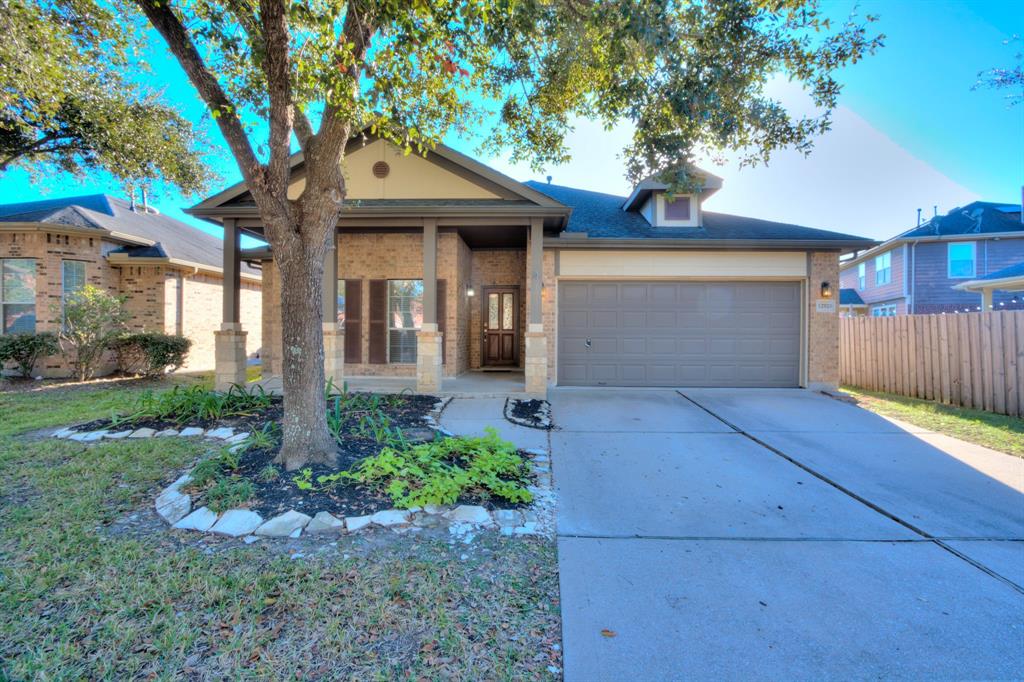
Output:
[954, 276, 1024, 292]
[106, 253, 261, 281]
[544, 237, 868, 252]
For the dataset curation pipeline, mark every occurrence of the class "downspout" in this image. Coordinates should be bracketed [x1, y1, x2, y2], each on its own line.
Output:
[909, 242, 916, 314]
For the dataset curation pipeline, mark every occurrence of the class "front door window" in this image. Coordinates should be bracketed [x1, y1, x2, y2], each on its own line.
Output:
[483, 288, 518, 366]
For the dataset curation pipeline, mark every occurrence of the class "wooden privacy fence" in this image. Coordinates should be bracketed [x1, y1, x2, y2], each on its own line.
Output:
[839, 311, 1024, 417]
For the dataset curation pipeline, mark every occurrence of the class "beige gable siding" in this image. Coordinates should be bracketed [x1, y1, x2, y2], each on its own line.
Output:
[287, 139, 501, 201]
[558, 250, 808, 278]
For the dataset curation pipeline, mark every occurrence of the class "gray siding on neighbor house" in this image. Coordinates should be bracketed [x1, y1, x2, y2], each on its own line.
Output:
[839, 245, 906, 309]
[910, 237, 1024, 313]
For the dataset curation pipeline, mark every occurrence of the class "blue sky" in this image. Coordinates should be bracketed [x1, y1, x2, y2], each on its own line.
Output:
[2, 0, 1021, 242]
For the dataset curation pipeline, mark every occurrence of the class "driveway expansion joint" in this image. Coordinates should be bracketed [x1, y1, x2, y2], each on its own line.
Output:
[675, 390, 1024, 596]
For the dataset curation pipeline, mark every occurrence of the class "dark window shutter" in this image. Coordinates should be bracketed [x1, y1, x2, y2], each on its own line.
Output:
[368, 279, 387, 364]
[436, 279, 447, 364]
[344, 279, 362, 363]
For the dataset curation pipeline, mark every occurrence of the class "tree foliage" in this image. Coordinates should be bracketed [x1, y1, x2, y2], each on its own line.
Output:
[0, 0, 214, 192]
[114, 0, 881, 467]
[973, 36, 1023, 107]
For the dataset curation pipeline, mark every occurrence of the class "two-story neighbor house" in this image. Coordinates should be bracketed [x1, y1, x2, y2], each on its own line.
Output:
[189, 136, 874, 395]
[839, 202, 1024, 316]
[0, 194, 262, 376]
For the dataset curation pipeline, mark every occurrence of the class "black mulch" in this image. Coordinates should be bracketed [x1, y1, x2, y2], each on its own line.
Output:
[169, 392, 534, 519]
[504, 398, 552, 430]
[75, 404, 284, 434]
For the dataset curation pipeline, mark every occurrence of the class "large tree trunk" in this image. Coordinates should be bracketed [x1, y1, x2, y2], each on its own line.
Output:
[271, 219, 337, 471]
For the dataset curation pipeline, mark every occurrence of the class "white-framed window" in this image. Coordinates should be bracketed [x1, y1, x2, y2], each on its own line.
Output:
[664, 196, 691, 221]
[871, 304, 897, 317]
[857, 262, 866, 290]
[336, 280, 346, 325]
[948, 241, 976, 279]
[388, 280, 423, 363]
[62, 260, 86, 301]
[875, 252, 891, 285]
[1, 258, 37, 334]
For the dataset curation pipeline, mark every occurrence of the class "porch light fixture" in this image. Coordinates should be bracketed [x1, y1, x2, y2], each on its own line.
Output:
[466, 285, 475, 297]
[820, 281, 832, 298]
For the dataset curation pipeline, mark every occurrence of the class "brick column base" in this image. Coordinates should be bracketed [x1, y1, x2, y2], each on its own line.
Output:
[323, 323, 344, 389]
[214, 323, 248, 391]
[524, 328, 548, 398]
[416, 327, 443, 394]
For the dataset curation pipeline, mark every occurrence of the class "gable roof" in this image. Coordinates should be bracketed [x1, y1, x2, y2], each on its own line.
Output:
[976, 261, 1024, 281]
[0, 194, 258, 276]
[190, 135, 565, 215]
[525, 181, 874, 248]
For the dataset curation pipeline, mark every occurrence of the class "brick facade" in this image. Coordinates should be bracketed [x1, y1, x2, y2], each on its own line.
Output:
[0, 228, 261, 377]
[807, 251, 840, 389]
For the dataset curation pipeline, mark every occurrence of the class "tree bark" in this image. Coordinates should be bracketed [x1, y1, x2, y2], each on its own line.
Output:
[271, 214, 337, 470]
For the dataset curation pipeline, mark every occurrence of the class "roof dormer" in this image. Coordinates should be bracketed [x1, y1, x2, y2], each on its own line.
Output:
[622, 167, 723, 228]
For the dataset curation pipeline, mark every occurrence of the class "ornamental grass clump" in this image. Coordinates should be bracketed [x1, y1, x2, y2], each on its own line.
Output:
[297, 427, 533, 509]
[121, 383, 273, 425]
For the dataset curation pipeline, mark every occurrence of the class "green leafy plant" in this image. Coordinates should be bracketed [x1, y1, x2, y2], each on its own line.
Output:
[121, 383, 272, 425]
[307, 427, 532, 509]
[53, 285, 130, 381]
[206, 477, 254, 512]
[242, 422, 280, 451]
[258, 464, 280, 482]
[110, 332, 192, 377]
[0, 332, 59, 378]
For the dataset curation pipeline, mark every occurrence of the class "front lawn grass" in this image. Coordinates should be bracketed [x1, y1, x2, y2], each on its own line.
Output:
[0, 379, 561, 679]
[842, 386, 1024, 458]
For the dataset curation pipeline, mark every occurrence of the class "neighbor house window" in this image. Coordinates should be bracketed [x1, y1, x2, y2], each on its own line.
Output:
[948, 241, 976, 279]
[857, 262, 866, 289]
[1, 258, 37, 334]
[871, 304, 897, 317]
[336, 280, 345, 325]
[664, 196, 691, 221]
[875, 252, 891, 285]
[388, 280, 423, 363]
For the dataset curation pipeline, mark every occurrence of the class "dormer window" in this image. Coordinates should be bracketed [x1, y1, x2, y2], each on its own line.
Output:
[664, 196, 691, 221]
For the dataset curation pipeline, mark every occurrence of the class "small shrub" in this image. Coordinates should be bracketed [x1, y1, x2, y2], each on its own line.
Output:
[111, 332, 191, 377]
[304, 427, 533, 509]
[206, 477, 254, 512]
[0, 332, 59, 378]
[259, 464, 280, 482]
[243, 422, 280, 451]
[54, 285, 130, 381]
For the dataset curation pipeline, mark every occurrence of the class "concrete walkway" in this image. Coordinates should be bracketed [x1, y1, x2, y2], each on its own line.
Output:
[551, 388, 1024, 681]
[439, 396, 549, 451]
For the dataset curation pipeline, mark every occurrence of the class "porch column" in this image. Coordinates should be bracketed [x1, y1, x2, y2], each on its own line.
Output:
[524, 216, 548, 397]
[417, 218, 443, 393]
[322, 230, 344, 388]
[981, 287, 994, 311]
[215, 218, 247, 390]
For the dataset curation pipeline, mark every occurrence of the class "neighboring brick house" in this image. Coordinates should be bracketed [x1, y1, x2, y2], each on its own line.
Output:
[190, 136, 874, 395]
[0, 194, 262, 376]
[839, 202, 1024, 316]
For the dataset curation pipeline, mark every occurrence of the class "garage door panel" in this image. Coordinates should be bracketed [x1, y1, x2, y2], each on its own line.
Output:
[558, 280, 800, 387]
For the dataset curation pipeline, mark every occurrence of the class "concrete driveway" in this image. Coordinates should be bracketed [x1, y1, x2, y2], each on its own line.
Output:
[551, 388, 1024, 681]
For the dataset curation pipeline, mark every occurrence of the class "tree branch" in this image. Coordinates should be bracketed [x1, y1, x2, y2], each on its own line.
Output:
[134, 0, 261, 189]
[294, 107, 314, 150]
[317, 1, 374, 164]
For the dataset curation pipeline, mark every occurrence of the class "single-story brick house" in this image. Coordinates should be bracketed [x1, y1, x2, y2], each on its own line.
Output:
[189, 137, 874, 395]
[0, 194, 262, 376]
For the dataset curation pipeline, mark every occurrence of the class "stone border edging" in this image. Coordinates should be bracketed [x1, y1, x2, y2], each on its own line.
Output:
[503, 398, 553, 430]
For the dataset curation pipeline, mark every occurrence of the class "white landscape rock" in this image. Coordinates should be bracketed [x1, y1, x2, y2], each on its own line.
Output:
[173, 506, 219, 531]
[104, 430, 134, 440]
[493, 509, 523, 528]
[155, 428, 180, 438]
[446, 505, 492, 525]
[53, 428, 76, 439]
[255, 510, 312, 537]
[155, 490, 191, 525]
[178, 427, 205, 437]
[205, 427, 234, 440]
[306, 511, 345, 534]
[210, 509, 263, 537]
[128, 428, 157, 439]
[345, 515, 373, 532]
[225, 432, 248, 444]
[371, 509, 411, 527]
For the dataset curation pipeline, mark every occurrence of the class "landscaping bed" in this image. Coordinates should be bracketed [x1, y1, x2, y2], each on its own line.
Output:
[505, 397, 553, 430]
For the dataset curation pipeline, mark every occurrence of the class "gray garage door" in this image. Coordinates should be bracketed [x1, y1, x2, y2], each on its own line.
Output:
[558, 280, 801, 387]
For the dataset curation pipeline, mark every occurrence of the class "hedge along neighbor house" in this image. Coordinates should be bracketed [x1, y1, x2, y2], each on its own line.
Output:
[189, 137, 875, 396]
[839, 202, 1024, 317]
[0, 194, 262, 376]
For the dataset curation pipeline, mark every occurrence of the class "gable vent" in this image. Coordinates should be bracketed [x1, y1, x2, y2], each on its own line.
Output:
[372, 161, 390, 179]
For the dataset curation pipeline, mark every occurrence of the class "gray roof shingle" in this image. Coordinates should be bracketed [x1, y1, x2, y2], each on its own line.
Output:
[0, 194, 257, 275]
[976, 261, 1024, 282]
[840, 288, 865, 305]
[900, 202, 1023, 239]
[523, 181, 872, 243]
